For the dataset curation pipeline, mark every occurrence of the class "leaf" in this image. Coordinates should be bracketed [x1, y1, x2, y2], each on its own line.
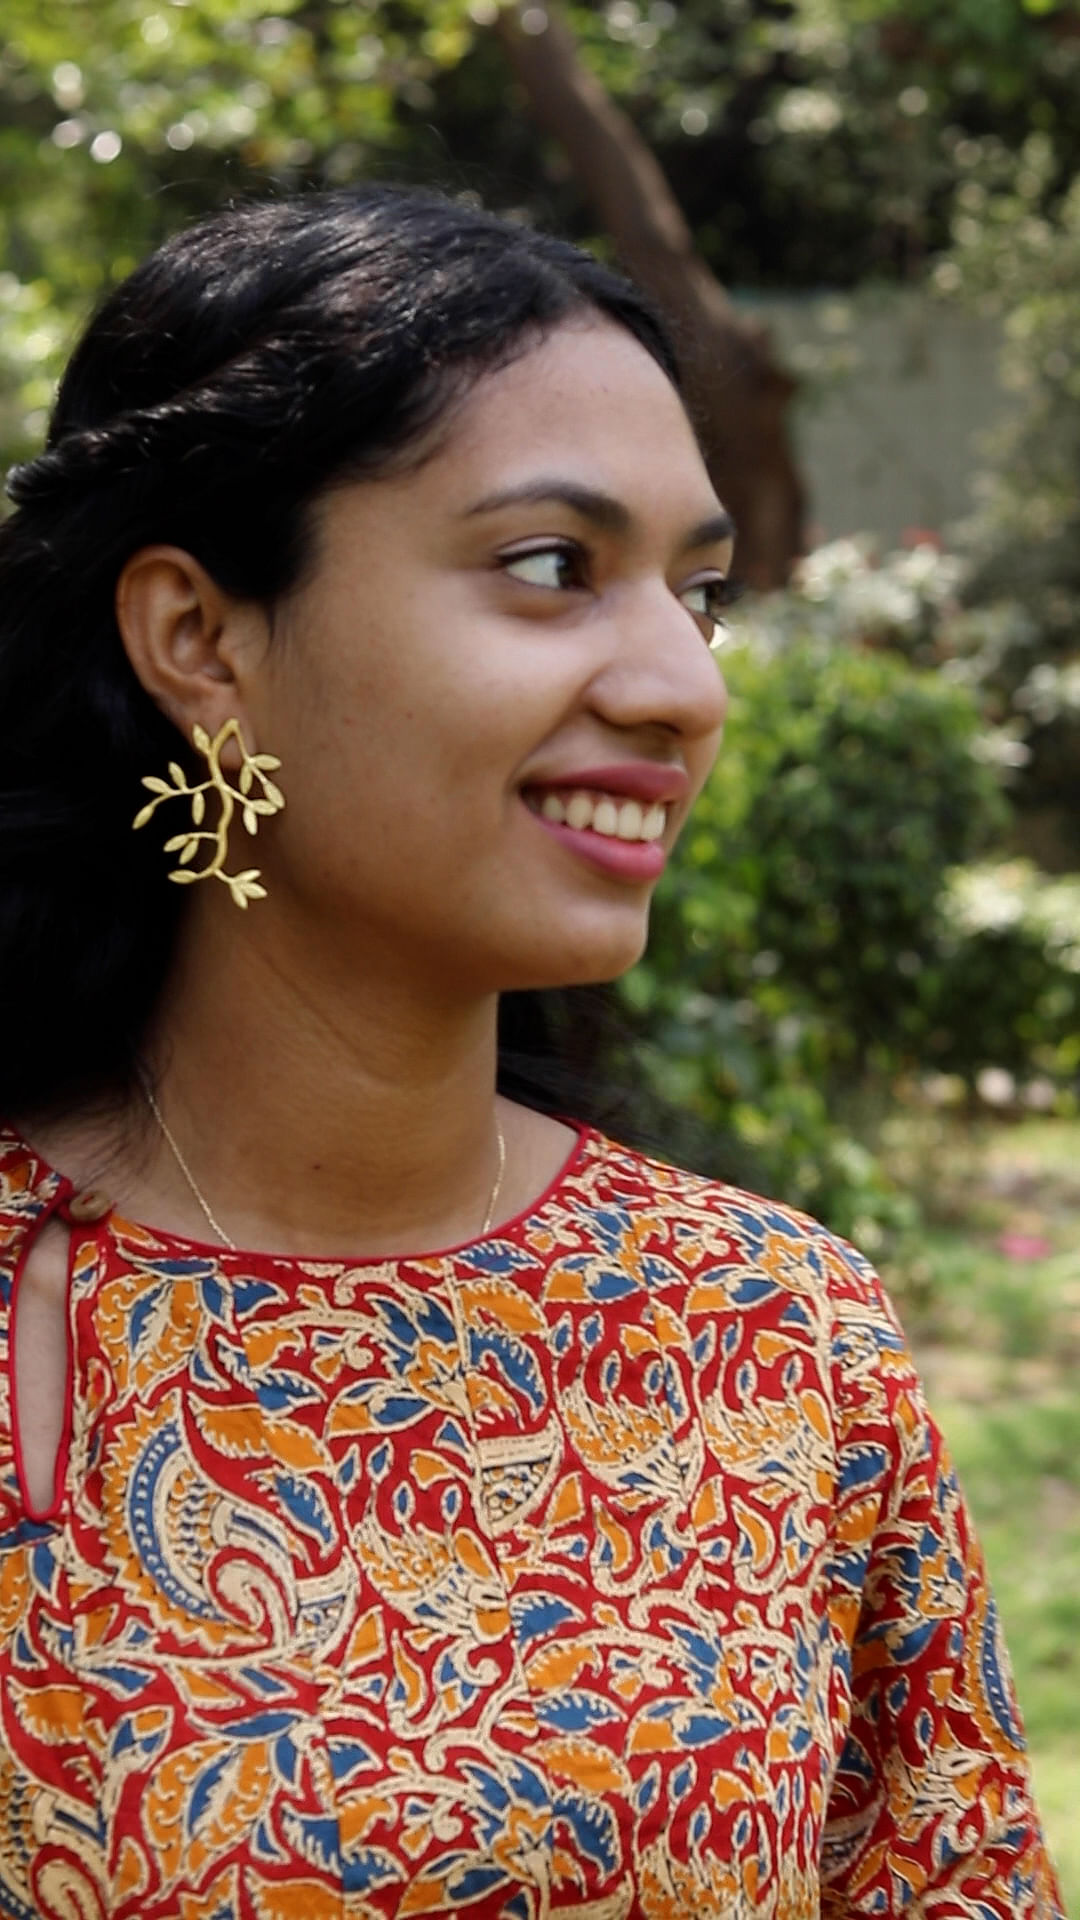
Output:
[261, 780, 285, 810]
[178, 839, 199, 865]
[141, 776, 171, 796]
[243, 806, 257, 835]
[168, 761, 187, 788]
[162, 834, 190, 853]
[191, 789, 205, 825]
[239, 762, 254, 794]
[192, 724, 210, 753]
[132, 801, 158, 830]
[228, 871, 267, 907]
[252, 754, 282, 772]
[233, 872, 267, 905]
[168, 868, 201, 885]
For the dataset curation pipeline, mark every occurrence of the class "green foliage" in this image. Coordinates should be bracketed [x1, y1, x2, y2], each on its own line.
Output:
[621, 604, 1080, 1234]
[621, 629, 1006, 1237]
[936, 861, 1080, 1084]
[4, 0, 1080, 484]
[0, 0, 484, 464]
[433, 0, 1080, 287]
[931, 136, 1080, 849]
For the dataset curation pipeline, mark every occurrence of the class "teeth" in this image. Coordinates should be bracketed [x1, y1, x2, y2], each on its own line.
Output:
[615, 800, 644, 841]
[531, 788, 668, 844]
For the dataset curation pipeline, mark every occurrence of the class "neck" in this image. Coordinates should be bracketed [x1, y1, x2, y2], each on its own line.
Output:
[139, 902, 507, 1257]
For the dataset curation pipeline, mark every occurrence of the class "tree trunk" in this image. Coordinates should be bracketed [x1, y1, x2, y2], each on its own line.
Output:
[491, 2, 804, 589]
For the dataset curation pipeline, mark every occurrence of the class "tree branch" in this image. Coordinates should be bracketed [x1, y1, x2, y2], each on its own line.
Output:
[491, 2, 803, 585]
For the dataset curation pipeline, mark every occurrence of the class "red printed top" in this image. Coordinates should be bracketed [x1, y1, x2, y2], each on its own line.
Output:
[0, 1122, 1063, 1918]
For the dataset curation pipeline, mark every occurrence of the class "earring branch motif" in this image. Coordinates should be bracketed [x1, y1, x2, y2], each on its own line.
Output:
[133, 719, 284, 908]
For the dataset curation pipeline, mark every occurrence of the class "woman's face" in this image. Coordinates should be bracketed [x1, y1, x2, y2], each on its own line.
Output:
[242, 318, 732, 995]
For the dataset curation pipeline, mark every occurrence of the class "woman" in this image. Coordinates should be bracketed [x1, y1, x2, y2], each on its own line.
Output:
[0, 187, 1062, 1918]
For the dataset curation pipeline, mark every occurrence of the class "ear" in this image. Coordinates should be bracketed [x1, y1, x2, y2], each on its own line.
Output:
[116, 546, 269, 764]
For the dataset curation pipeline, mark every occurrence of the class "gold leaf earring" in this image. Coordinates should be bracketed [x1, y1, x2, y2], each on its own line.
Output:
[133, 719, 285, 909]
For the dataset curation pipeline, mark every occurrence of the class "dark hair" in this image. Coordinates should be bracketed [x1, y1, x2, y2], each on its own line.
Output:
[0, 184, 678, 1123]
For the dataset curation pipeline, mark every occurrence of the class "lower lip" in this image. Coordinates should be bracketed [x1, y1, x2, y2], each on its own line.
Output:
[526, 809, 668, 881]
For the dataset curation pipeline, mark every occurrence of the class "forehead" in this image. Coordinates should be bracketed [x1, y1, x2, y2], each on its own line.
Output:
[437, 318, 708, 491]
[304, 318, 727, 567]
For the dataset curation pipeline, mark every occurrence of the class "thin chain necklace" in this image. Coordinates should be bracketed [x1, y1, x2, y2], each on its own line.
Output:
[141, 1079, 508, 1252]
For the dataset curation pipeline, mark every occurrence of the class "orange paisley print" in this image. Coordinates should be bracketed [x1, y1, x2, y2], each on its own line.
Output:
[0, 1123, 1063, 1918]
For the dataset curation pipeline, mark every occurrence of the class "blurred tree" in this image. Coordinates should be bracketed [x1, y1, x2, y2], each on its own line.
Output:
[6, 0, 1079, 519]
[933, 135, 1080, 864]
[490, 2, 802, 585]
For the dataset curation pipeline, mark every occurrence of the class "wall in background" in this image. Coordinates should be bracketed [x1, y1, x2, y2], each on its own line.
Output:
[742, 289, 1009, 549]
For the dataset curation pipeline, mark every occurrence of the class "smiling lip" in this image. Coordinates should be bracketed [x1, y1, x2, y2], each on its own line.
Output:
[520, 763, 687, 883]
[527, 811, 669, 881]
[526, 762, 690, 805]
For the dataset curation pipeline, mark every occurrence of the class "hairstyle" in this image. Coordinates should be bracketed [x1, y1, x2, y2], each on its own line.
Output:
[0, 184, 679, 1123]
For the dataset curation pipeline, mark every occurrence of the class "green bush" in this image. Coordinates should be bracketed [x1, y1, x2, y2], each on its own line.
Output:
[933, 862, 1080, 1086]
[933, 139, 1080, 851]
[621, 631, 1035, 1240]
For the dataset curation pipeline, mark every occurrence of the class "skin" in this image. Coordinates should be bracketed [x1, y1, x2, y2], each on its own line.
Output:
[16, 317, 732, 1510]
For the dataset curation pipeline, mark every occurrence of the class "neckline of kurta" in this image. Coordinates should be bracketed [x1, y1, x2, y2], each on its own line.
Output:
[0, 1117, 597, 1274]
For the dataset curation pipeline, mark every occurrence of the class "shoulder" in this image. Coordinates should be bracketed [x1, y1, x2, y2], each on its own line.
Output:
[578, 1127, 893, 1317]
[570, 1132, 932, 1504]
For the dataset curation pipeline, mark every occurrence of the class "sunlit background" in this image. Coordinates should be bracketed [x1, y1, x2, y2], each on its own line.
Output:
[2, 0, 1078, 1893]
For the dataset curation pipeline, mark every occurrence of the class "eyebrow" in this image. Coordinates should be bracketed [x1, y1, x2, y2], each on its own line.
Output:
[462, 478, 736, 553]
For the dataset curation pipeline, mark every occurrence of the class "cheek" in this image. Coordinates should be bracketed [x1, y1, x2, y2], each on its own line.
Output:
[688, 688, 727, 798]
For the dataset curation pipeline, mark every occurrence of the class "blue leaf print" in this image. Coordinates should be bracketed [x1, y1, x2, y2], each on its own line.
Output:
[272, 1471, 335, 1548]
[329, 1738, 380, 1782]
[535, 1690, 620, 1733]
[467, 1327, 544, 1411]
[447, 1864, 509, 1902]
[463, 1241, 541, 1276]
[433, 1418, 469, 1456]
[342, 1848, 404, 1895]
[839, 1443, 890, 1494]
[257, 1372, 322, 1411]
[232, 1276, 279, 1315]
[511, 1593, 580, 1643]
[506, 1759, 548, 1810]
[128, 1283, 172, 1357]
[551, 1790, 620, 1874]
[459, 1761, 512, 1819]
[279, 1809, 341, 1874]
[633, 1763, 660, 1814]
[669, 1621, 726, 1693]
[671, 1760, 695, 1802]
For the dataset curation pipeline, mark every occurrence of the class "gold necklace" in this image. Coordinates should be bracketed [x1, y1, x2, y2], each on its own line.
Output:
[141, 1079, 508, 1252]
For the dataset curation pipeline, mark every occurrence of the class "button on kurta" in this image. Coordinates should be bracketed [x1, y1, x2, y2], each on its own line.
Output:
[67, 1187, 114, 1222]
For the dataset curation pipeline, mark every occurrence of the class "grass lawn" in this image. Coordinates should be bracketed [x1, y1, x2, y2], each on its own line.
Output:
[881, 1113, 1080, 1913]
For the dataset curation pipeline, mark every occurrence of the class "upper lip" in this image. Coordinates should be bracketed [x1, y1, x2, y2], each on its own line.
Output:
[521, 762, 690, 805]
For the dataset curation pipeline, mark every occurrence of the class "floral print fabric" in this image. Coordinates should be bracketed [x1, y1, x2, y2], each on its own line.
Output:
[0, 1123, 1062, 1918]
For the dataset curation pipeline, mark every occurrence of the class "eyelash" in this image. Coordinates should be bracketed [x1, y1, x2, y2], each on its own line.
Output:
[498, 539, 741, 644]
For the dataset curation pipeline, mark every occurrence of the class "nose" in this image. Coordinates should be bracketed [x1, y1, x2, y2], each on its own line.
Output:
[586, 579, 728, 743]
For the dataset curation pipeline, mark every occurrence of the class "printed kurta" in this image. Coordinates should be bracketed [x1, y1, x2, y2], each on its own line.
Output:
[0, 1123, 1062, 1918]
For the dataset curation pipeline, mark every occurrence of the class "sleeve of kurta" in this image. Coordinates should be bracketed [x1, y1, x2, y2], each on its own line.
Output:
[817, 1234, 1064, 1919]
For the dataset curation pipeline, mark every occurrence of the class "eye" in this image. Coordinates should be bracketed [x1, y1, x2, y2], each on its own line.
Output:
[500, 542, 586, 592]
[680, 574, 741, 647]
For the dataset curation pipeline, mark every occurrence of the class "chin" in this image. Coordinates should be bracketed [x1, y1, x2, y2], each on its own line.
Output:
[503, 914, 651, 993]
